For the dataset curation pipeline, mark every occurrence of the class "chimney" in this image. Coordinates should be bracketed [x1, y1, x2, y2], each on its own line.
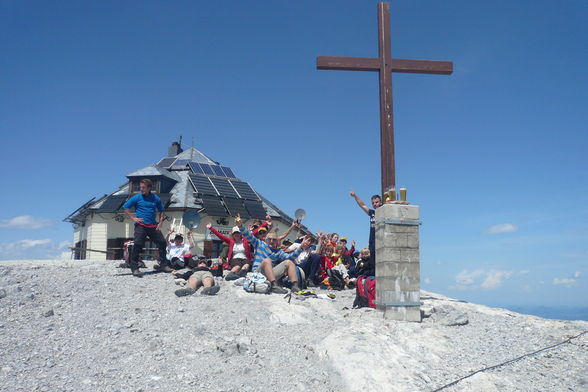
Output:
[168, 141, 183, 157]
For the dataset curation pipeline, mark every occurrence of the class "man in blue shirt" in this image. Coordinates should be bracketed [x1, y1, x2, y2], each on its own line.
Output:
[123, 179, 169, 277]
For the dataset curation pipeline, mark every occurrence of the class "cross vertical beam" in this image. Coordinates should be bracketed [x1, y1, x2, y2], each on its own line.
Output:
[317, 2, 453, 197]
[378, 2, 395, 195]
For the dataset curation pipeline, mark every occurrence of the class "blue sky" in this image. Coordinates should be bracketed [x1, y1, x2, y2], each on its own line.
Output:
[0, 1, 586, 308]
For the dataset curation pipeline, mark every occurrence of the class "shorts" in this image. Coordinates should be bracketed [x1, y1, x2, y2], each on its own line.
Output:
[261, 260, 289, 280]
[229, 257, 250, 268]
[191, 270, 214, 284]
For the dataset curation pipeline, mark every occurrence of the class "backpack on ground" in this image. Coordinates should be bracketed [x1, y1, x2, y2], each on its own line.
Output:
[327, 269, 345, 291]
[280, 266, 306, 290]
[242, 272, 271, 294]
[353, 276, 376, 309]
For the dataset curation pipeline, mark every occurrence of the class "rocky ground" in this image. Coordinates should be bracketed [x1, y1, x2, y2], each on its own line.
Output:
[0, 259, 587, 392]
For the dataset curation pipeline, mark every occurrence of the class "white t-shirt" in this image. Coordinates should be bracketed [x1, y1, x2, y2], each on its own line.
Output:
[232, 242, 247, 260]
[167, 242, 190, 259]
[287, 242, 310, 265]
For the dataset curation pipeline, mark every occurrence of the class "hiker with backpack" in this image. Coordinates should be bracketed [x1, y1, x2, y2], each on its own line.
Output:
[235, 214, 311, 294]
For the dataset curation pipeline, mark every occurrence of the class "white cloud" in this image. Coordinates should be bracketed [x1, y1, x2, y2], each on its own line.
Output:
[518, 269, 530, 275]
[451, 269, 513, 290]
[574, 271, 581, 278]
[484, 223, 518, 234]
[424, 278, 431, 284]
[481, 270, 513, 288]
[436, 260, 444, 265]
[553, 278, 576, 288]
[0, 238, 70, 260]
[19, 239, 52, 249]
[0, 215, 53, 230]
[520, 284, 533, 293]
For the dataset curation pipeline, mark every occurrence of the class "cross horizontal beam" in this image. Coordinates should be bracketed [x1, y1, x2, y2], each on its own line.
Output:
[317, 56, 453, 75]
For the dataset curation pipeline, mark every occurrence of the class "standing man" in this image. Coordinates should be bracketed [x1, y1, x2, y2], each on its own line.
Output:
[123, 179, 169, 277]
[350, 191, 382, 265]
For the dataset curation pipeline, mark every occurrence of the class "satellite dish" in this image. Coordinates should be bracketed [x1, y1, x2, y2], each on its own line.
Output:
[182, 210, 201, 229]
[294, 209, 306, 221]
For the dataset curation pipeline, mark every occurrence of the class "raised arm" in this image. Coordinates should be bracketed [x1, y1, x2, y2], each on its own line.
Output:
[236, 214, 259, 247]
[350, 190, 370, 215]
[206, 223, 231, 244]
[165, 227, 175, 243]
[187, 229, 195, 249]
[278, 221, 299, 242]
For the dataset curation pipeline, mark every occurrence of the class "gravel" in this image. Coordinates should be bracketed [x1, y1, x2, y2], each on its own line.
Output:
[0, 259, 586, 392]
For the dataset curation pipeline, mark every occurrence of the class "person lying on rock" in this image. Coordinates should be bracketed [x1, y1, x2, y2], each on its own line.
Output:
[206, 224, 252, 281]
[174, 258, 220, 297]
[235, 214, 311, 294]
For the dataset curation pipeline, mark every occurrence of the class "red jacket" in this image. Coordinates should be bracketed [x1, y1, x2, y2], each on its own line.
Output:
[320, 254, 338, 280]
[208, 226, 252, 262]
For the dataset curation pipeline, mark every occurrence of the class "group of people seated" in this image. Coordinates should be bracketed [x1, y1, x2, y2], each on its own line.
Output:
[156, 215, 375, 297]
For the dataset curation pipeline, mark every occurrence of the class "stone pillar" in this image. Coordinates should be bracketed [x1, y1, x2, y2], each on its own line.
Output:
[375, 203, 421, 322]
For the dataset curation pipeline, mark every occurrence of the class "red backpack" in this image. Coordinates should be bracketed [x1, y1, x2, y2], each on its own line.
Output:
[353, 276, 376, 309]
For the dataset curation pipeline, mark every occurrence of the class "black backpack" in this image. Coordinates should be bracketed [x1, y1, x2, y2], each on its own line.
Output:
[327, 269, 345, 291]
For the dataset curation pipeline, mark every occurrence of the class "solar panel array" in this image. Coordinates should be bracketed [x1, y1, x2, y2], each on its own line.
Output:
[171, 159, 190, 169]
[157, 157, 176, 168]
[95, 194, 128, 213]
[200, 195, 229, 217]
[230, 181, 260, 201]
[188, 175, 217, 196]
[223, 197, 250, 218]
[209, 177, 239, 199]
[243, 200, 268, 219]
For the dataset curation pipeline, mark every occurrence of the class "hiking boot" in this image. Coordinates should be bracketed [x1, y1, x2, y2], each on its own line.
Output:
[155, 264, 173, 272]
[224, 272, 239, 281]
[238, 269, 249, 278]
[201, 286, 220, 296]
[270, 285, 288, 295]
[291, 283, 301, 293]
[174, 288, 196, 297]
[306, 280, 316, 288]
[131, 269, 143, 277]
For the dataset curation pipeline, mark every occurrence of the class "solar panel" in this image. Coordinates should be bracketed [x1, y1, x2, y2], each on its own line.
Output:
[230, 180, 260, 200]
[209, 177, 239, 198]
[221, 166, 236, 178]
[189, 174, 218, 196]
[95, 194, 128, 213]
[189, 162, 204, 174]
[200, 195, 229, 217]
[223, 197, 250, 218]
[244, 200, 267, 219]
[171, 159, 190, 168]
[157, 157, 176, 168]
[199, 164, 214, 175]
[211, 165, 225, 177]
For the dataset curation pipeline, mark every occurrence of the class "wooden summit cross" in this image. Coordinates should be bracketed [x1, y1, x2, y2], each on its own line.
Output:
[317, 2, 453, 196]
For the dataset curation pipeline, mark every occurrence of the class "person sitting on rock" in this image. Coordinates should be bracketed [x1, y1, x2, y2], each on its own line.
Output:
[336, 242, 356, 278]
[206, 224, 252, 281]
[235, 214, 310, 294]
[174, 258, 220, 297]
[354, 248, 375, 277]
[288, 235, 322, 287]
[320, 244, 354, 289]
[165, 228, 195, 270]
